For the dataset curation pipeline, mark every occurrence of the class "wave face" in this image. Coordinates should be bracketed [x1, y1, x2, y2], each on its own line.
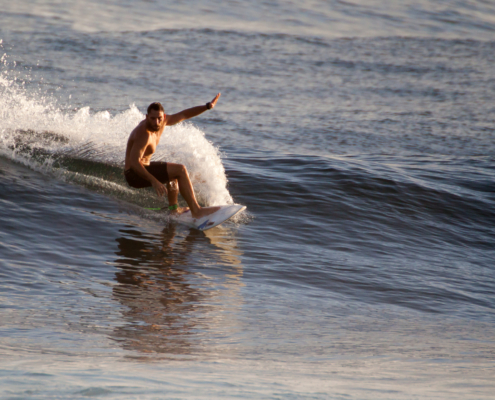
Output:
[230, 150, 495, 316]
[1, 1, 495, 399]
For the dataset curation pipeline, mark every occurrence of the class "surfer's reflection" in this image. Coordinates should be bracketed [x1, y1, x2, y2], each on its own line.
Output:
[110, 224, 244, 357]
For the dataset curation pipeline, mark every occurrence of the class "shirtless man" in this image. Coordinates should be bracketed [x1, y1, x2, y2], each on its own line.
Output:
[124, 94, 221, 219]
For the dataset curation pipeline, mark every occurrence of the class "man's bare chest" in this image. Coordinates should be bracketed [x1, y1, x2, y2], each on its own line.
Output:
[143, 135, 160, 158]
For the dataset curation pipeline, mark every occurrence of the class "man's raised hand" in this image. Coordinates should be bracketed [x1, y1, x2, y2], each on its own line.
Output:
[210, 93, 221, 109]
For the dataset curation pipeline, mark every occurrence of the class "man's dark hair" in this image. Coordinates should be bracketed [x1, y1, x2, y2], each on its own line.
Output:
[147, 102, 165, 114]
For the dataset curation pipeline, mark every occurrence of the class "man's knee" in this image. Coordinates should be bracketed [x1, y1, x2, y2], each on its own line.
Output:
[167, 163, 188, 180]
[177, 164, 188, 176]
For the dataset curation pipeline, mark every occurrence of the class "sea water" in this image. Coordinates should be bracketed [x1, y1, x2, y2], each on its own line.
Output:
[1, 1, 494, 399]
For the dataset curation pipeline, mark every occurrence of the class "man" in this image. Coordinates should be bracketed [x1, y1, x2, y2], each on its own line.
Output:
[124, 93, 221, 219]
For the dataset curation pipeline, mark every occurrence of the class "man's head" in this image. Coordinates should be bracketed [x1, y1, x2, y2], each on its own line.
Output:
[146, 102, 165, 131]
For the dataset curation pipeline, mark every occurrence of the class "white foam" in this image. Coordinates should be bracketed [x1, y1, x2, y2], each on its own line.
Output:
[0, 63, 233, 206]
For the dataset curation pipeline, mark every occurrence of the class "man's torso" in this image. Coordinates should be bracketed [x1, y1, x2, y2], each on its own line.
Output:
[124, 120, 166, 170]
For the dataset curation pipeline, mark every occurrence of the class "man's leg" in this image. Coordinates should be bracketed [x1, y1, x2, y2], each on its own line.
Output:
[145, 163, 184, 213]
[166, 179, 179, 206]
[166, 163, 220, 219]
[166, 179, 187, 213]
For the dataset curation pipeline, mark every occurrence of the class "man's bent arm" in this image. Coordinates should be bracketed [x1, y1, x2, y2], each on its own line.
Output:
[166, 93, 221, 126]
[129, 133, 166, 197]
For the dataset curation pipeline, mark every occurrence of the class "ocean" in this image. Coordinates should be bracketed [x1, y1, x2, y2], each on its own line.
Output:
[1, 1, 494, 398]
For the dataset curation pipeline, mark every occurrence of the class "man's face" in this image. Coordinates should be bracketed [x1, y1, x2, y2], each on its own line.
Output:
[146, 110, 165, 131]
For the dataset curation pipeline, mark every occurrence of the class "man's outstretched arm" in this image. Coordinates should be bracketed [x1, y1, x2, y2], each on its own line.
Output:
[166, 93, 221, 126]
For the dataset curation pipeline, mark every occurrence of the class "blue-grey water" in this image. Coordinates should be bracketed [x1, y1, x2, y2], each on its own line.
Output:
[1, 1, 495, 399]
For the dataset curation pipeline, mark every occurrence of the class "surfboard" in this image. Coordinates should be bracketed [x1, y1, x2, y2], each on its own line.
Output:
[172, 204, 246, 231]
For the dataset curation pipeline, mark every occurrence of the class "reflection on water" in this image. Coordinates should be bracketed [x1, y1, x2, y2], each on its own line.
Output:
[110, 223, 244, 358]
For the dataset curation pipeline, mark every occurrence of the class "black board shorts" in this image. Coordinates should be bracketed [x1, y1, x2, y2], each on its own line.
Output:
[124, 162, 169, 188]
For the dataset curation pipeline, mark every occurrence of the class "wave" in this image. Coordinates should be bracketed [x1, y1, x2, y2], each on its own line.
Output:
[0, 68, 233, 208]
[231, 151, 495, 250]
[224, 150, 495, 316]
[5, 0, 495, 39]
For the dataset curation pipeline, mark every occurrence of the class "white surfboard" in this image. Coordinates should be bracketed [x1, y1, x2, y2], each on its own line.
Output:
[172, 204, 246, 231]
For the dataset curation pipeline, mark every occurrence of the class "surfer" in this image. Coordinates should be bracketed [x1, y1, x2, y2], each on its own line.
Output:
[124, 94, 221, 219]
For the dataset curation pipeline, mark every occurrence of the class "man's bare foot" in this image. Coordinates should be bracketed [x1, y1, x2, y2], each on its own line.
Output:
[192, 206, 221, 220]
[169, 206, 190, 215]
[176, 206, 190, 215]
